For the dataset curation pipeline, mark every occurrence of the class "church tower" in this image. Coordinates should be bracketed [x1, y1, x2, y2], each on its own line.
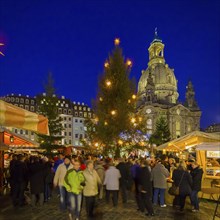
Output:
[137, 29, 179, 106]
[148, 29, 165, 68]
[184, 80, 200, 110]
[137, 30, 201, 139]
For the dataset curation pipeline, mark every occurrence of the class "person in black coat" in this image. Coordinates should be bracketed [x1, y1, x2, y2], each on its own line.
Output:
[172, 160, 192, 212]
[10, 154, 28, 207]
[190, 161, 203, 212]
[116, 158, 133, 203]
[29, 157, 45, 207]
[137, 159, 154, 216]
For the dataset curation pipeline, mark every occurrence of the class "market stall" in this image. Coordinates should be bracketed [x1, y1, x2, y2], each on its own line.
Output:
[196, 142, 220, 200]
[157, 131, 220, 200]
[0, 100, 49, 190]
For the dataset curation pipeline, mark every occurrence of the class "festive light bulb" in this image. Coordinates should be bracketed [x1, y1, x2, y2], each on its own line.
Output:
[118, 140, 123, 145]
[104, 62, 109, 68]
[132, 94, 136, 99]
[106, 80, 112, 87]
[111, 110, 116, 116]
[95, 143, 99, 147]
[99, 97, 103, 102]
[138, 117, 142, 122]
[126, 59, 132, 67]
[140, 141, 145, 146]
[131, 118, 136, 123]
[104, 121, 108, 126]
[114, 38, 120, 46]
[128, 99, 131, 103]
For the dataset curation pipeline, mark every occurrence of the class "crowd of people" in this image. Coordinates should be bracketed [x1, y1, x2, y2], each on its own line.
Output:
[3, 152, 204, 220]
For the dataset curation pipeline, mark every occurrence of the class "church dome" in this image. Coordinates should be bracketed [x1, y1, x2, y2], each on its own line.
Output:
[137, 31, 179, 105]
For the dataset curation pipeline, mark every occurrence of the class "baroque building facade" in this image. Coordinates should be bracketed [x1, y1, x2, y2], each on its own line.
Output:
[137, 31, 201, 139]
[1, 94, 94, 147]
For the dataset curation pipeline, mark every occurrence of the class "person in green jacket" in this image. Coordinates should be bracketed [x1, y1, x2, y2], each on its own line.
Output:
[64, 160, 85, 220]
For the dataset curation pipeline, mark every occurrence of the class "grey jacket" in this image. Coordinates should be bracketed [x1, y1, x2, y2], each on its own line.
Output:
[151, 163, 170, 189]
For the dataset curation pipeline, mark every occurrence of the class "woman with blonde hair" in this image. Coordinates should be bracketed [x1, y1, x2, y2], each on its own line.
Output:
[172, 160, 192, 212]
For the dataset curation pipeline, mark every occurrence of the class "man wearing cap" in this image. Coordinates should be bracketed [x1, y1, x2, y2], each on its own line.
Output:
[54, 155, 73, 210]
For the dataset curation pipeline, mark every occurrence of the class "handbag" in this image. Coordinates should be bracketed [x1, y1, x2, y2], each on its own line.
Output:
[168, 172, 185, 196]
[168, 184, 179, 196]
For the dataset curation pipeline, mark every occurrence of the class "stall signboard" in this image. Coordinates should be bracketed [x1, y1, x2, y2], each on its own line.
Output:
[207, 151, 220, 158]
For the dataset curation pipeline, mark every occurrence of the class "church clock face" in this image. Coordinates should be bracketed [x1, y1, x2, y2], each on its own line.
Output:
[146, 108, 152, 114]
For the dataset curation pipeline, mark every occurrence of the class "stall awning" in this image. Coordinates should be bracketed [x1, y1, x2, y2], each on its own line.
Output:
[157, 131, 220, 151]
[195, 142, 220, 151]
[0, 100, 49, 135]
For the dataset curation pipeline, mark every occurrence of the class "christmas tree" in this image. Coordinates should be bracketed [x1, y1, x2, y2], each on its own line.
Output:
[85, 39, 146, 157]
[149, 116, 171, 146]
[36, 72, 63, 152]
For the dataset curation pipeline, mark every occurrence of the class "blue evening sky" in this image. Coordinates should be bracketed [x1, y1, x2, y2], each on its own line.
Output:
[0, 0, 219, 129]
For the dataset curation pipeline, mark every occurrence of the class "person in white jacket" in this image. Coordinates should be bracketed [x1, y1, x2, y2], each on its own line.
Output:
[53, 156, 73, 210]
[103, 161, 121, 207]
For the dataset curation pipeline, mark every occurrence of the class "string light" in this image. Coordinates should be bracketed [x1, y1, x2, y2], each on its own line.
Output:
[128, 99, 131, 103]
[132, 94, 136, 99]
[126, 59, 132, 67]
[111, 110, 116, 116]
[118, 140, 123, 145]
[106, 80, 112, 87]
[114, 38, 120, 46]
[104, 62, 109, 68]
[99, 97, 103, 102]
[131, 118, 136, 123]
[104, 121, 108, 126]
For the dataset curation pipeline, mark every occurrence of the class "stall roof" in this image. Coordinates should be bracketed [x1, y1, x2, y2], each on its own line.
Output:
[0, 100, 49, 135]
[157, 131, 220, 151]
[1, 128, 39, 148]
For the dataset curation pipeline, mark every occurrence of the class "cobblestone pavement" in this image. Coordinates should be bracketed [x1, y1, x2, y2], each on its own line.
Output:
[0, 190, 219, 220]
